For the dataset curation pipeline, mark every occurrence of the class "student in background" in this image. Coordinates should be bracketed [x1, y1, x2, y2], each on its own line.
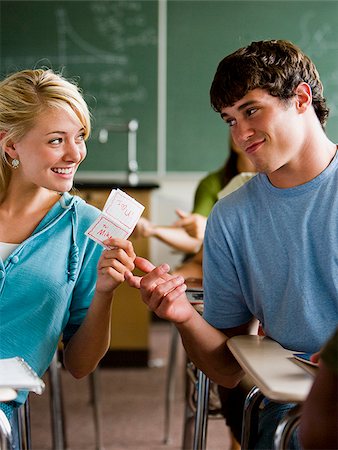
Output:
[0, 69, 135, 447]
[299, 327, 338, 449]
[126, 40, 338, 449]
[173, 168, 256, 280]
[134, 138, 255, 257]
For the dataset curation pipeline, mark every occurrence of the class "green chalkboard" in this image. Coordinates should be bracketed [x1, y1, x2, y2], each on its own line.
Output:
[167, 0, 338, 172]
[1, 1, 338, 174]
[0, 0, 158, 173]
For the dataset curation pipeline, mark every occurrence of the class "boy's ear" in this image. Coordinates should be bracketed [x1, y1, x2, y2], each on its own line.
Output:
[294, 82, 312, 113]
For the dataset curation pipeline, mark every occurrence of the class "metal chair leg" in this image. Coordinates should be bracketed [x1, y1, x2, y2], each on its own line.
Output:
[49, 351, 67, 450]
[273, 404, 302, 450]
[182, 361, 197, 449]
[164, 324, 180, 444]
[192, 370, 210, 450]
[17, 399, 32, 450]
[241, 386, 264, 450]
[0, 409, 12, 450]
[89, 369, 103, 450]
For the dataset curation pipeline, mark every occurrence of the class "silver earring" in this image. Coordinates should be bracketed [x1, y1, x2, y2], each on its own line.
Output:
[11, 159, 20, 169]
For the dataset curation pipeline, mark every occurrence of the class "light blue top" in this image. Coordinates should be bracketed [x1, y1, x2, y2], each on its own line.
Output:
[0, 193, 102, 406]
[203, 154, 338, 354]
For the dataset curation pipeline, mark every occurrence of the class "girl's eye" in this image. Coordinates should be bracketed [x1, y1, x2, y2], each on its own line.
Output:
[49, 137, 62, 145]
[76, 133, 85, 142]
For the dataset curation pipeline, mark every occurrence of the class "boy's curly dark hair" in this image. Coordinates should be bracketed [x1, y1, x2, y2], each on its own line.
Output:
[210, 40, 329, 127]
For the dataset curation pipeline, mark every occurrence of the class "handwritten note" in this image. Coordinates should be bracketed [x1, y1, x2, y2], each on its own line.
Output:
[85, 188, 145, 247]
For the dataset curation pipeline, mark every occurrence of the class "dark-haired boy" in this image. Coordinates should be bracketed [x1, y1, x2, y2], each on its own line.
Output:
[126, 40, 338, 449]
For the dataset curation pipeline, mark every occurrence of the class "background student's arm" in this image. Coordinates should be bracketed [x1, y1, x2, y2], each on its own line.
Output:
[173, 209, 207, 240]
[134, 217, 203, 254]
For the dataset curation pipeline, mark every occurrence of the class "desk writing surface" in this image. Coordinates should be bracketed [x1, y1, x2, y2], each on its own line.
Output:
[0, 387, 17, 402]
[227, 335, 315, 403]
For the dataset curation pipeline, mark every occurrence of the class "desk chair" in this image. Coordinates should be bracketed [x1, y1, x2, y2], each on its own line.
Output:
[0, 400, 32, 450]
[182, 362, 224, 450]
[163, 325, 224, 450]
[48, 351, 67, 450]
[227, 335, 314, 450]
[48, 350, 103, 450]
[241, 385, 303, 450]
[0, 410, 12, 450]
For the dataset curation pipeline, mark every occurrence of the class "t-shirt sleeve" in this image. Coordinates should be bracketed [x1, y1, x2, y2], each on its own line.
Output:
[202, 201, 253, 329]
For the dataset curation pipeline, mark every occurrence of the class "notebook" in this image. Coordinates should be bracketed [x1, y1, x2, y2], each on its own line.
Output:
[0, 357, 45, 394]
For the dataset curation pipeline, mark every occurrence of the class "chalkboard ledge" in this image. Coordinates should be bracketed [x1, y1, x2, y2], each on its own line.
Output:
[74, 180, 159, 190]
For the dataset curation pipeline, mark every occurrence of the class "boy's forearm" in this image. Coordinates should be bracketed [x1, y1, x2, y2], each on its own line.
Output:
[176, 311, 244, 388]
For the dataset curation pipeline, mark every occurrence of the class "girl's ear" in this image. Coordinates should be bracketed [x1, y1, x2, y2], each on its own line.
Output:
[294, 82, 312, 113]
[0, 131, 17, 159]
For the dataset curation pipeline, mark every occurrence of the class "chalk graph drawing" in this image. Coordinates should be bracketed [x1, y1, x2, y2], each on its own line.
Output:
[3, 1, 157, 139]
[298, 11, 338, 118]
[54, 2, 157, 133]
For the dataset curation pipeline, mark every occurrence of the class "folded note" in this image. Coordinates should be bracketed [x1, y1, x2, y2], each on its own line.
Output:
[85, 188, 145, 247]
[0, 357, 45, 394]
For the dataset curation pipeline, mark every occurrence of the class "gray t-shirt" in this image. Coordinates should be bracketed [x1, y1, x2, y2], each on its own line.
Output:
[203, 153, 338, 353]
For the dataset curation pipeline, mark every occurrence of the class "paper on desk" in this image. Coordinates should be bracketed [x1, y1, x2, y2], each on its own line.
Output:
[85, 188, 145, 247]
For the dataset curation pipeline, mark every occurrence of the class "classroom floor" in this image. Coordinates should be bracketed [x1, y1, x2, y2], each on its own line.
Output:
[29, 322, 232, 450]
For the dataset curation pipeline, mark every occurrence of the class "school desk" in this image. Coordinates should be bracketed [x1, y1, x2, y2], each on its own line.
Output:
[227, 335, 316, 449]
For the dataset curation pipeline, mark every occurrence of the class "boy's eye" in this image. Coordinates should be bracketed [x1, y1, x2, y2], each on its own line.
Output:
[226, 118, 236, 127]
[247, 107, 257, 117]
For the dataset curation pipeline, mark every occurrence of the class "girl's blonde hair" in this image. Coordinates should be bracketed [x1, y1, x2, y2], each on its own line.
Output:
[0, 68, 91, 192]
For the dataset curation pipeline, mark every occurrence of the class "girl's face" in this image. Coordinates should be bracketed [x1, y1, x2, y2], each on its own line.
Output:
[10, 106, 87, 193]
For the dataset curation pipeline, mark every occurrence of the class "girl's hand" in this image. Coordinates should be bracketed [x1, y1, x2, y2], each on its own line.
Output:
[96, 238, 136, 294]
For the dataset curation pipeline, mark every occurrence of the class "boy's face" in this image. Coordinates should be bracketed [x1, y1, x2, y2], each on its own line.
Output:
[220, 88, 305, 176]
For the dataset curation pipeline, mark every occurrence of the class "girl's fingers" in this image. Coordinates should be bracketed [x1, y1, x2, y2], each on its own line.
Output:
[99, 257, 134, 275]
[103, 238, 136, 259]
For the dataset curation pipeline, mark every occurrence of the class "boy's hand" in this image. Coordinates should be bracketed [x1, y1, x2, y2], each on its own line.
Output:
[125, 257, 195, 324]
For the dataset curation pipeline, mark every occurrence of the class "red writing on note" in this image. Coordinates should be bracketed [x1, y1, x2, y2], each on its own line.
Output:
[85, 189, 145, 248]
[86, 216, 128, 247]
[104, 190, 144, 230]
[116, 200, 134, 218]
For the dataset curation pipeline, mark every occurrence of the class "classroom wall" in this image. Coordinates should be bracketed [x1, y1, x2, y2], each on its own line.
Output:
[2, 1, 338, 265]
[2, 0, 338, 180]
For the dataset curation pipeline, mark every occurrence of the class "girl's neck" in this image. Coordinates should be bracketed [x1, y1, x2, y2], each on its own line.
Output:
[1, 184, 61, 217]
